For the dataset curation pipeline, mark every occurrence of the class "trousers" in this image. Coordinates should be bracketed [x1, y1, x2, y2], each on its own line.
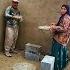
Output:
[4, 25, 18, 52]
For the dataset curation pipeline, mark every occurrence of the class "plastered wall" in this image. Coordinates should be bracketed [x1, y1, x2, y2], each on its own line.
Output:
[0, 0, 68, 55]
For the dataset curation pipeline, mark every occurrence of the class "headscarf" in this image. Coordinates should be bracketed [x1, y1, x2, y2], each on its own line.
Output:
[57, 4, 70, 26]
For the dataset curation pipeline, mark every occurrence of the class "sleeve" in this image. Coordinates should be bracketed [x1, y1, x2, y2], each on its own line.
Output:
[5, 6, 13, 18]
[55, 16, 70, 32]
[63, 17, 70, 32]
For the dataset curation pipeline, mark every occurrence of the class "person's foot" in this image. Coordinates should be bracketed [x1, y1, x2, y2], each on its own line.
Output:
[5, 51, 12, 57]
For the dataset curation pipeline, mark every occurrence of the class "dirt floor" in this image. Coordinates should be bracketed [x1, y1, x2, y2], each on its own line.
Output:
[0, 50, 40, 70]
[0, 50, 69, 70]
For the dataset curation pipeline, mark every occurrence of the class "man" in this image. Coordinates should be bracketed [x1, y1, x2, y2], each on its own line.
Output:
[4, 0, 23, 57]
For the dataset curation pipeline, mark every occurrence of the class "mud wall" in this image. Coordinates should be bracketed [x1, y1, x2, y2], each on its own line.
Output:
[0, 0, 68, 54]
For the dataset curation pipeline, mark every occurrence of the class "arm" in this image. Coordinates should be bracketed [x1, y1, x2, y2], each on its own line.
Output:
[55, 17, 70, 32]
[51, 17, 70, 32]
[5, 6, 22, 20]
[62, 17, 70, 32]
[49, 23, 63, 32]
[5, 6, 13, 18]
[13, 11, 23, 22]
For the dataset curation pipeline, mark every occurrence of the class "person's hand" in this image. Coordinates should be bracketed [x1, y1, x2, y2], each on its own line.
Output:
[19, 16, 23, 22]
[50, 23, 56, 32]
[12, 15, 22, 20]
[12, 15, 19, 19]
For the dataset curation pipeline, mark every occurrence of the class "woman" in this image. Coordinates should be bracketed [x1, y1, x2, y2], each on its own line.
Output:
[51, 5, 70, 70]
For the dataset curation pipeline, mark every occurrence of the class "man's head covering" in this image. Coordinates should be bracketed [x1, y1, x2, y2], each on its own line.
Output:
[12, 0, 19, 3]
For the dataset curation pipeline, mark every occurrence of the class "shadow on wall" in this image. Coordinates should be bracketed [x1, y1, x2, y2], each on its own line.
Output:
[0, 0, 11, 51]
[0, 0, 68, 55]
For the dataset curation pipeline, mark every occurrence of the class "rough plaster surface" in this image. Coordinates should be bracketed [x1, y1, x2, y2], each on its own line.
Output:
[0, 0, 68, 55]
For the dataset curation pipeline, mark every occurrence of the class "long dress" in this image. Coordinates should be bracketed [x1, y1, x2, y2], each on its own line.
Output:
[51, 14, 70, 70]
